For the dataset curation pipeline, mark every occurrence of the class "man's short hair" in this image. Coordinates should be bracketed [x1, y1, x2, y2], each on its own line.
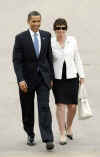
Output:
[28, 11, 41, 21]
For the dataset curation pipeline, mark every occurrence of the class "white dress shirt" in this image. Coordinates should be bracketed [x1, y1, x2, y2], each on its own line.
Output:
[29, 29, 41, 53]
[51, 35, 85, 79]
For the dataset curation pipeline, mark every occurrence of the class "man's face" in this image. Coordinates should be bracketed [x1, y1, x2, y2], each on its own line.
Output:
[28, 15, 41, 32]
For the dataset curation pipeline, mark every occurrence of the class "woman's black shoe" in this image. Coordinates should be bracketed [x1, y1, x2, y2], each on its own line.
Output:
[67, 134, 73, 140]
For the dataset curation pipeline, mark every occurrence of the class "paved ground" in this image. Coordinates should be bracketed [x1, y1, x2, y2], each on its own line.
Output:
[0, 55, 100, 157]
[0, 0, 100, 156]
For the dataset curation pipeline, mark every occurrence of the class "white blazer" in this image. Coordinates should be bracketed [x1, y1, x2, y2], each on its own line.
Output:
[51, 35, 85, 79]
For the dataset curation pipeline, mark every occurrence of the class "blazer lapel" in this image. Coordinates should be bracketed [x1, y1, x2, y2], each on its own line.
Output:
[25, 30, 45, 59]
[25, 30, 37, 59]
[39, 30, 45, 59]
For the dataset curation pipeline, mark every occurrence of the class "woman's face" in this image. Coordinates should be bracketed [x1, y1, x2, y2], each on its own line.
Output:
[55, 25, 67, 38]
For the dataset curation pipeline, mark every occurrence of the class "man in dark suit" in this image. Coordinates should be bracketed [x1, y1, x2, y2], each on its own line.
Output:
[13, 11, 54, 150]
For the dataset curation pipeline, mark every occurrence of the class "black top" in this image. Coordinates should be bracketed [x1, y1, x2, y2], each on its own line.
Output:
[62, 61, 67, 80]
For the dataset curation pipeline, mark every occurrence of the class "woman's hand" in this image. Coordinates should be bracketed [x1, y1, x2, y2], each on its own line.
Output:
[51, 80, 53, 88]
[79, 78, 85, 85]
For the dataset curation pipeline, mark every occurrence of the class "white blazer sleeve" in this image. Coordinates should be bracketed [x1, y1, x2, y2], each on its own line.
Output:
[74, 38, 85, 78]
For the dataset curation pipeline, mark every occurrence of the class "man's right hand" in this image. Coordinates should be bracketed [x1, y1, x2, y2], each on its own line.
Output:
[19, 81, 28, 93]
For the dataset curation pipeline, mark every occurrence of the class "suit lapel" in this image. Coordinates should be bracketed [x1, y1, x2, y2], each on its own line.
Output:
[39, 30, 45, 59]
[25, 30, 37, 59]
[25, 30, 46, 59]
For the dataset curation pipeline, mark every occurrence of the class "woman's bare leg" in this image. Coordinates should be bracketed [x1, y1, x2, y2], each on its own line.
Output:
[56, 103, 65, 136]
[66, 104, 77, 134]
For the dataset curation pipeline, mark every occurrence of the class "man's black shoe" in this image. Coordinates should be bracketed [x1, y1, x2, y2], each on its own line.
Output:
[27, 136, 36, 146]
[46, 142, 55, 150]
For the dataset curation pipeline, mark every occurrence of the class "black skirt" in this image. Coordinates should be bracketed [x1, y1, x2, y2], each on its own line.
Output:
[52, 62, 79, 105]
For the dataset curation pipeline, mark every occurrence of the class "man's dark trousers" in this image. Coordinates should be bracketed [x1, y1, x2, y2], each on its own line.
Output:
[19, 73, 53, 142]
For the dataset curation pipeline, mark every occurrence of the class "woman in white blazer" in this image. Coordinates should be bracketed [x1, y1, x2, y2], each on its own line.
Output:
[51, 18, 85, 145]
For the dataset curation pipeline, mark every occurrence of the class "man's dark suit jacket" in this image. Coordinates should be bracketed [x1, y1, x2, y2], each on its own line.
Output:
[13, 29, 54, 90]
